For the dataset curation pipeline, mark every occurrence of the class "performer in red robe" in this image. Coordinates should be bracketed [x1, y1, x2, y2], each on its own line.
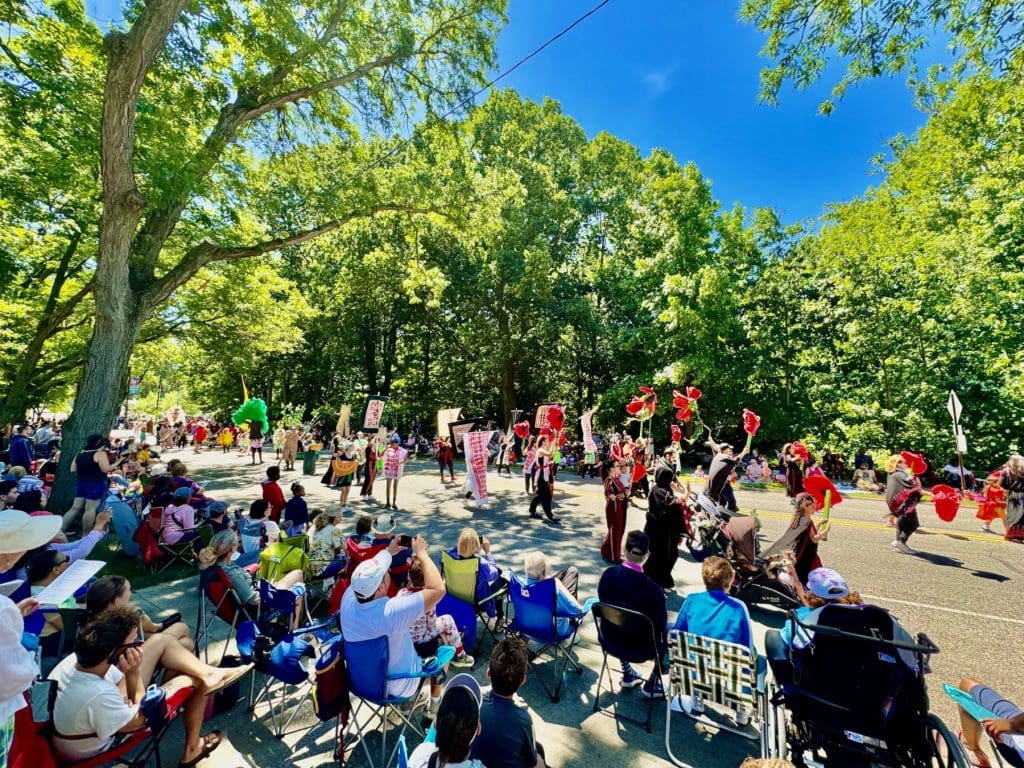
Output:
[600, 461, 627, 562]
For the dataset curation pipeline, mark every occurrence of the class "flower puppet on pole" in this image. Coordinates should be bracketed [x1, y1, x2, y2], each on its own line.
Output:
[671, 386, 703, 442]
[625, 386, 658, 442]
[804, 475, 842, 540]
[513, 421, 531, 439]
[741, 408, 760, 455]
[670, 424, 681, 445]
[791, 440, 810, 466]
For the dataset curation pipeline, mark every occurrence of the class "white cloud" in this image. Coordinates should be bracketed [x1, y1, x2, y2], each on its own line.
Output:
[643, 66, 676, 95]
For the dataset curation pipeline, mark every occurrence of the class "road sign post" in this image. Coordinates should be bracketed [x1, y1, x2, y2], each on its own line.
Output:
[947, 389, 967, 494]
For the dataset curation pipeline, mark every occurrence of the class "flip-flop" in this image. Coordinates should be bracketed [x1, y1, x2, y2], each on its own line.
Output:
[206, 663, 253, 695]
[178, 730, 222, 768]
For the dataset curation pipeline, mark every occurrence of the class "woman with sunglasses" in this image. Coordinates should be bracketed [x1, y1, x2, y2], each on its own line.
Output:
[763, 491, 831, 587]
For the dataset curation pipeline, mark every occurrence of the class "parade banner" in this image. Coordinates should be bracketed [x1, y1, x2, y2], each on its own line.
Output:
[448, 418, 478, 454]
[359, 396, 388, 433]
[336, 405, 351, 437]
[437, 408, 462, 441]
[580, 408, 597, 452]
[534, 404, 558, 429]
[464, 430, 495, 505]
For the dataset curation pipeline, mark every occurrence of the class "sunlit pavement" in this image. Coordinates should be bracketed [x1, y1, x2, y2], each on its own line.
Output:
[136, 449, 1022, 768]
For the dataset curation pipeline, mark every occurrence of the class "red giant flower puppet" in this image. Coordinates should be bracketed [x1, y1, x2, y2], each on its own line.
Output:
[670, 424, 682, 445]
[930, 484, 961, 523]
[791, 440, 810, 465]
[625, 386, 658, 443]
[900, 451, 928, 476]
[543, 405, 567, 449]
[671, 386, 701, 423]
[741, 408, 760, 454]
[513, 421, 531, 439]
[803, 474, 842, 540]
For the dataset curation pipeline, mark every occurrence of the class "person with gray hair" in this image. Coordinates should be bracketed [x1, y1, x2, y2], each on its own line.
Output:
[523, 551, 581, 637]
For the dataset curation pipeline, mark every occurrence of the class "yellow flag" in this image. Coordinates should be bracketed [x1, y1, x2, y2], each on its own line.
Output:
[241, 375, 249, 403]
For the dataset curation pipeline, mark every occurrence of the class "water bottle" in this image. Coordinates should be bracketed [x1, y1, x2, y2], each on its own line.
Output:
[139, 684, 166, 731]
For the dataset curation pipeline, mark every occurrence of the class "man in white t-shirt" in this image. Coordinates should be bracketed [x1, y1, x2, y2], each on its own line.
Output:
[340, 534, 446, 699]
[50, 606, 236, 764]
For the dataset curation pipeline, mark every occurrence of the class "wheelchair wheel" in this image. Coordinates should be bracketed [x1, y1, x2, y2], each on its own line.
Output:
[927, 713, 971, 768]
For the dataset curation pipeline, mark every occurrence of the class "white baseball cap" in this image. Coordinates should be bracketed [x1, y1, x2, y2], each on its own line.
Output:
[350, 550, 392, 598]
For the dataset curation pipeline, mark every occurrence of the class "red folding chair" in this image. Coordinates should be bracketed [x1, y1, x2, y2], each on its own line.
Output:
[194, 566, 256, 663]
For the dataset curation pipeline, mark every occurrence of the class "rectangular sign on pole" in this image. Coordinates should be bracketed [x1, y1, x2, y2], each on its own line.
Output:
[956, 428, 967, 454]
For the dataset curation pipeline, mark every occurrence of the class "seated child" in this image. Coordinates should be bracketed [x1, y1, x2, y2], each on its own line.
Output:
[398, 558, 473, 668]
[283, 482, 309, 535]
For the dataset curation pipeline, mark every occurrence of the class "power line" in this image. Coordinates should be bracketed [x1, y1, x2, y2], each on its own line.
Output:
[352, 0, 614, 180]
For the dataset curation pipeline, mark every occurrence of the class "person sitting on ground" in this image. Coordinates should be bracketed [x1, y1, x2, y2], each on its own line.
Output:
[47, 507, 112, 563]
[450, 527, 507, 627]
[955, 678, 1024, 768]
[408, 675, 486, 768]
[283, 482, 309, 536]
[198, 530, 304, 627]
[597, 530, 668, 698]
[169, 462, 208, 506]
[472, 637, 546, 768]
[670, 556, 755, 719]
[50, 606, 249, 765]
[161, 486, 199, 545]
[340, 535, 446, 700]
[205, 500, 233, 534]
[691, 464, 705, 480]
[523, 550, 581, 636]
[85, 575, 193, 650]
[854, 462, 883, 492]
[0, 480, 19, 510]
[261, 465, 286, 522]
[398, 558, 474, 710]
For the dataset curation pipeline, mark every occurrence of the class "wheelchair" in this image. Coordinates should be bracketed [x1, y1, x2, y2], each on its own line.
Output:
[766, 603, 969, 768]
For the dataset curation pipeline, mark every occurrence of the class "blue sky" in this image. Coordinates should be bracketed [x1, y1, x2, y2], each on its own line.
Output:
[85, 0, 933, 223]
[492, 1, 932, 224]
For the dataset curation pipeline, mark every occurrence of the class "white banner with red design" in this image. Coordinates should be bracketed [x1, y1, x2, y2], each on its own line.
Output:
[580, 408, 597, 452]
[463, 430, 495, 505]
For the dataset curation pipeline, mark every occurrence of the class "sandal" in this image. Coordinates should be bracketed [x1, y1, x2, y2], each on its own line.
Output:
[206, 663, 253, 695]
[956, 730, 992, 768]
[179, 731, 222, 768]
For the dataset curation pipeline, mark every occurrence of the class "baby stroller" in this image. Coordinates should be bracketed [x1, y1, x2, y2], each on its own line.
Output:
[767, 604, 969, 768]
[726, 513, 801, 612]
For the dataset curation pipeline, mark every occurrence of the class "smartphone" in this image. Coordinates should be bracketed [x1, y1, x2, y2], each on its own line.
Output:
[108, 640, 145, 664]
[397, 534, 413, 547]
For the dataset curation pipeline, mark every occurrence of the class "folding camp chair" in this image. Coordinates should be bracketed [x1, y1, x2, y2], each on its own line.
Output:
[343, 635, 454, 768]
[506, 571, 595, 703]
[238, 617, 337, 738]
[665, 630, 769, 767]
[259, 542, 309, 584]
[48, 681, 194, 768]
[440, 550, 508, 654]
[257, 578, 311, 633]
[591, 602, 664, 733]
[194, 566, 256, 663]
[147, 506, 200, 572]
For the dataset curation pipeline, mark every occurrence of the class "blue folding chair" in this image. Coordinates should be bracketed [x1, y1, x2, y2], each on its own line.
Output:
[238, 617, 337, 737]
[343, 634, 455, 768]
[506, 571, 596, 702]
[434, 593, 477, 653]
[257, 578, 311, 632]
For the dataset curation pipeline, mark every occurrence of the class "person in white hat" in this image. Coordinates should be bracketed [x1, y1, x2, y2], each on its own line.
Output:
[0, 510, 62, 767]
[340, 533, 446, 699]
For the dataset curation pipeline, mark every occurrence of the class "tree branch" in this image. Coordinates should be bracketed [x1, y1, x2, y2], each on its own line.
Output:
[143, 204, 440, 309]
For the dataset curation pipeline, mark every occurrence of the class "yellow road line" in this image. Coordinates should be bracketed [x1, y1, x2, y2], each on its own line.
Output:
[488, 477, 1009, 544]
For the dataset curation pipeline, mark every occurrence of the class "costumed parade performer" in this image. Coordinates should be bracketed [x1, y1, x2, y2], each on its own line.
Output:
[643, 466, 685, 591]
[782, 441, 808, 503]
[886, 451, 925, 554]
[763, 491, 830, 586]
[522, 435, 537, 494]
[232, 397, 269, 465]
[382, 435, 409, 510]
[528, 435, 558, 523]
[600, 459, 627, 563]
[705, 436, 745, 513]
[977, 469, 1006, 535]
[999, 455, 1024, 542]
[358, 434, 378, 502]
[435, 436, 455, 483]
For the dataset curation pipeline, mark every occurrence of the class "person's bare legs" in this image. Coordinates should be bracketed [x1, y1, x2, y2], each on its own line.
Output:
[139, 632, 232, 689]
[392, 479, 400, 508]
[162, 675, 214, 764]
[62, 497, 86, 532]
[271, 570, 306, 629]
[80, 498, 101, 535]
[161, 621, 195, 651]
[958, 677, 992, 764]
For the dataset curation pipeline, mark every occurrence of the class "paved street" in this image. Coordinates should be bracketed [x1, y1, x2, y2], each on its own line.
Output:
[137, 450, 1022, 768]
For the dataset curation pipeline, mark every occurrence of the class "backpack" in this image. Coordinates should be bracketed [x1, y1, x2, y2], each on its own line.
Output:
[259, 542, 308, 584]
[133, 519, 164, 566]
[311, 637, 350, 723]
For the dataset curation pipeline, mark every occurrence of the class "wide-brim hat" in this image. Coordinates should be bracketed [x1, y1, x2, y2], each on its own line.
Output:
[0, 510, 61, 554]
